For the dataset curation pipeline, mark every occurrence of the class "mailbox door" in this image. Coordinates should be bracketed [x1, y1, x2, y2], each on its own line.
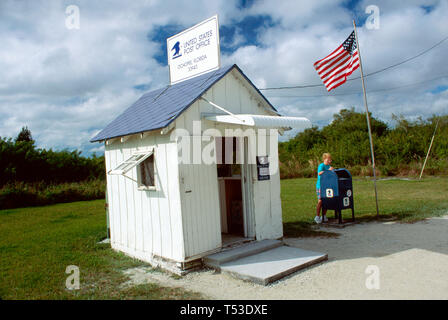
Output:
[320, 171, 339, 210]
[338, 178, 353, 209]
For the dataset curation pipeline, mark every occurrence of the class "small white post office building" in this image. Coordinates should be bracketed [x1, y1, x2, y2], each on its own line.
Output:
[91, 64, 311, 273]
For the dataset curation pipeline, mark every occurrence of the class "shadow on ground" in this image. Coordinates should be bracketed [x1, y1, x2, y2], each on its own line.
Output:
[285, 216, 448, 261]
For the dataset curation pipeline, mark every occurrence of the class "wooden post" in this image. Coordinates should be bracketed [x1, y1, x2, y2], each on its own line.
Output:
[353, 20, 380, 218]
[419, 118, 440, 179]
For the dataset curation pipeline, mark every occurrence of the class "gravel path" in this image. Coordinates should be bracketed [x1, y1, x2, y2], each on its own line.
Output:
[123, 215, 448, 299]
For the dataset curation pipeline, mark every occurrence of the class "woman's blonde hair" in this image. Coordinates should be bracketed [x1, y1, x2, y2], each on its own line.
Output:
[322, 153, 331, 161]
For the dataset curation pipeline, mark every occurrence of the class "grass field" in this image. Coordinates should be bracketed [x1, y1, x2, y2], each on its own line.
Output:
[282, 176, 448, 237]
[0, 200, 201, 300]
[1, 177, 447, 299]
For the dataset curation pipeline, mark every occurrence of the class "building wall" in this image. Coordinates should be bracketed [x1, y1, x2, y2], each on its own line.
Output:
[173, 69, 283, 259]
[252, 129, 283, 240]
[105, 133, 185, 262]
[177, 137, 222, 259]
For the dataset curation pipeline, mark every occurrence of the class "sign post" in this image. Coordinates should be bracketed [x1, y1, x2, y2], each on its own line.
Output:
[167, 15, 220, 85]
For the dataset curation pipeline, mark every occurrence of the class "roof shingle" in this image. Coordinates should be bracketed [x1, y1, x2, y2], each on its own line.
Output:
[90, 64, 276, 142]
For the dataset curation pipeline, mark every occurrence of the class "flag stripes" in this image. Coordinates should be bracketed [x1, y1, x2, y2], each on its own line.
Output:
[314, 31, 360, 91]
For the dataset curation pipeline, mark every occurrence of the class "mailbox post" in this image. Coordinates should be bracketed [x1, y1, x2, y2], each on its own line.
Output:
[320, 168, 355, 224]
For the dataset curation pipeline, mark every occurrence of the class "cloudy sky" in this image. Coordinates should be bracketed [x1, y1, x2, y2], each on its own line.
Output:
[1, 0, 447, 155]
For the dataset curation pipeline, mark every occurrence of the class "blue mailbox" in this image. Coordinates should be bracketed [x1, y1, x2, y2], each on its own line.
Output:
[320, 168, 355, 224]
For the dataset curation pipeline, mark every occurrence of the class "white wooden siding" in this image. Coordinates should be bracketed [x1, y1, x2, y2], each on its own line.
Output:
[105, 133, 184, 262]
[174, 69, 283, 258]
[104, 67, 283, 265]
[253, 129, 283, 240]
[177, 136, 221, 258]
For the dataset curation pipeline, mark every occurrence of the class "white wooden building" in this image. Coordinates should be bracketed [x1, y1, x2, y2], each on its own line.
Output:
[91, 64, 311, 273]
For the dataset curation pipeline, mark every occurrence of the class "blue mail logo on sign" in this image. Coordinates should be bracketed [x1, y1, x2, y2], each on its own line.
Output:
[171, 41, 182, 59]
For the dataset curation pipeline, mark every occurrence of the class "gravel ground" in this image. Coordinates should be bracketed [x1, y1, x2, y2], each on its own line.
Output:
[123, 215, 448, 299]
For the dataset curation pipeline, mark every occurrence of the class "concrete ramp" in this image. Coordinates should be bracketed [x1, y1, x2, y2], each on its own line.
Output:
[204, 241, 327, 285]
[204, 239, 282, 268]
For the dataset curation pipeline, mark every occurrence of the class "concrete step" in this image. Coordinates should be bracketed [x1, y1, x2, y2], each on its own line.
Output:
[203, 239, 282, 269]
[220, 246, 328, 285]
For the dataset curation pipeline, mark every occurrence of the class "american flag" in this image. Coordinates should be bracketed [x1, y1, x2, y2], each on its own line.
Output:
[314, 31, 360, 91]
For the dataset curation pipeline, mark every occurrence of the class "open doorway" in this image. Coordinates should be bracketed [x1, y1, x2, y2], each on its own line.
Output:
[216, 137, 254, 247]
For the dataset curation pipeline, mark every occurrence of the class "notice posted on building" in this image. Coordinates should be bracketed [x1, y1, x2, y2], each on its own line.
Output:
[167, 15, 220, 84]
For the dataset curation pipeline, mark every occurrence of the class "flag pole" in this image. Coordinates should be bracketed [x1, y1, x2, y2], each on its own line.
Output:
[353, 20, 380, 218]
[419, 117, 439, 179]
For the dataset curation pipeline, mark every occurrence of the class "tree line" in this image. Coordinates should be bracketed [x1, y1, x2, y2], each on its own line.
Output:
[279, 109, 448, 178]
[0, 127, 105, 187]
[2, 112, 447, 188]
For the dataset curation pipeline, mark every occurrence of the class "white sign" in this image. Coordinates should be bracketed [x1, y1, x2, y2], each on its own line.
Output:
[326, 188, 334, 198]
[343, 197, 350, 207]
[259, 167, 269, 176]
[167, 15, 220, 85]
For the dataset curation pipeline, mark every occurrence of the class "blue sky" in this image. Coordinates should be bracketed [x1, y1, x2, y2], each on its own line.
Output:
[0, 0, 447, 155]
[148, 14, 277, 66]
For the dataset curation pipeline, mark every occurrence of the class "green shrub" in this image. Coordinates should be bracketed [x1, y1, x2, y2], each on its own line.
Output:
[279, 110, 448, 178]
[0, 133, 105, 186]
[0, 180, 106, 209]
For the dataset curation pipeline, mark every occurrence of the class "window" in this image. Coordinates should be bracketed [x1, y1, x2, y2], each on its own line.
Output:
[138, 154, 155, 188]
[109, 153, 151, 175]
[109, 149, 156, 190]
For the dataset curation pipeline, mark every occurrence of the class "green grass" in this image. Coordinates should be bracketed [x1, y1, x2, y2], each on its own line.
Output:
[281, 176, 448, 237]
[0, 200, 201, 300]
[1, 177, 447, 299]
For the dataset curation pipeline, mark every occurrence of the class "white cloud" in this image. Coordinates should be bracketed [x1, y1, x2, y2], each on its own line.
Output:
[222, 0, 448, 127]
[0, 0, 447, 154]
[0, 0, 239, 151]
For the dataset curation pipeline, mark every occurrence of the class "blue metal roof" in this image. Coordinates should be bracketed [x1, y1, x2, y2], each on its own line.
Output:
[90, 64, 277, 142]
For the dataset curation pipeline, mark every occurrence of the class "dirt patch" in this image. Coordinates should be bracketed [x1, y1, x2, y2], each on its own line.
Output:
[123, 215, 448, 299]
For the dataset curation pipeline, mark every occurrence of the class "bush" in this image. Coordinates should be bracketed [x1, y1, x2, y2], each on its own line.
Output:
[279, 110, 448, 178]
[0, 180, 106, 209]
[0, 135, 105, 186]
